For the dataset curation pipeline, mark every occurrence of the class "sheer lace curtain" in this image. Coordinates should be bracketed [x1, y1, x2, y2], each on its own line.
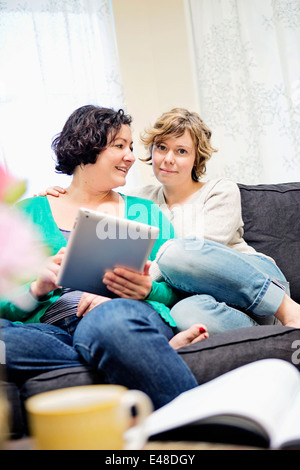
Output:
[187, 0, 300, 184]
[0, 0, 138, 197]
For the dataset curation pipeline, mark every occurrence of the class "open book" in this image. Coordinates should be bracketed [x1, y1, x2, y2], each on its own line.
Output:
[144, 359, 300, 449]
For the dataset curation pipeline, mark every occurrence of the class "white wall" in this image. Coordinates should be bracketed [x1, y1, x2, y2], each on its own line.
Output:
[112, 0, 198, 185]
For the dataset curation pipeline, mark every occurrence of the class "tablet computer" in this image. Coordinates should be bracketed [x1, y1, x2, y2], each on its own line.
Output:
[57, 208, 160, 296]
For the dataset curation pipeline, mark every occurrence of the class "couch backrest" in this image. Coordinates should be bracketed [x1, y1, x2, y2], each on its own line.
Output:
[238, 183, 300, 304]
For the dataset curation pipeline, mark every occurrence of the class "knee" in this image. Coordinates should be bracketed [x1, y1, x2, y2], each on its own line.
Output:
[171, 295, 217, 317]
[75, 300, 117, 340]
[73, 298, 149, 368]
[170, 295, 220, 331]
[74, 298, 142, 347]
[157, 238, 205, 273]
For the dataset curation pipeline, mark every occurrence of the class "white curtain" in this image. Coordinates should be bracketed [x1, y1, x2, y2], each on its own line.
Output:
[187, 0, 300, 184]
[0, 0, 138, 197]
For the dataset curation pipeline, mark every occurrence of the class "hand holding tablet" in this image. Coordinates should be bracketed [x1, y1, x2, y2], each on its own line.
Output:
[57, 208, 159, 297]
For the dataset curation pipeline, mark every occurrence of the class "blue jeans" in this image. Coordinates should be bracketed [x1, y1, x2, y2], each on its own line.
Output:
[1, 299, 198, 409]
[1, 319, 83, 375]
[156, 239, 288, 335]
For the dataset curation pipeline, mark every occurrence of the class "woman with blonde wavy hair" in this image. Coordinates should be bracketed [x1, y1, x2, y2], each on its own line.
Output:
[141, 107, 216, 180]
[42, 107, 300, 334]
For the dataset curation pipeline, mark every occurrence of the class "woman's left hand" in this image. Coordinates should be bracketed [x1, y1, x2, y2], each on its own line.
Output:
[103, 261, 152, 300]
[77, 292, 111, 317]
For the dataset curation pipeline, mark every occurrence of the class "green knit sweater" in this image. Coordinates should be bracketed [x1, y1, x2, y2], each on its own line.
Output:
[0, 195, 179, 327]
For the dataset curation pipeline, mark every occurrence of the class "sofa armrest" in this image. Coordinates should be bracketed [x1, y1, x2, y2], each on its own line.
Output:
[238, 182, 300, 303]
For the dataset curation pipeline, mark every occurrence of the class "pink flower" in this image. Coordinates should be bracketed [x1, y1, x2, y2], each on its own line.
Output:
[0, 205, 46, 296]
[0, 163, 26, 204]
[0, 163, 46, 298]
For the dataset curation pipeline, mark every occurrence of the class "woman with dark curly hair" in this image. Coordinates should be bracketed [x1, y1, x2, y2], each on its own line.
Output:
[1, 105, 210, 411]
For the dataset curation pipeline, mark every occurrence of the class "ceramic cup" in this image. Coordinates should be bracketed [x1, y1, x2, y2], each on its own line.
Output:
[25, 384, 153, 450]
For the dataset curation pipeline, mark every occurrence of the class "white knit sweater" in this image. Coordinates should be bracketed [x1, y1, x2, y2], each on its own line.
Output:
[127, 177, 271, 258]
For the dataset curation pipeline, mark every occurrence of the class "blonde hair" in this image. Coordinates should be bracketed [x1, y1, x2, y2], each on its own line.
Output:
[140, 108, 217, 181]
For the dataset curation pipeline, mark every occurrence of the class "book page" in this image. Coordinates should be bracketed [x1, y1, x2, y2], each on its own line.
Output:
[271, 391, 300, 448]
[145, 359, 300, 441]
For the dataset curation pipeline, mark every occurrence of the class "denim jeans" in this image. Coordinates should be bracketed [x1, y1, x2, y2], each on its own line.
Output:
[156, 239, 288, 335]
[1, 299, 198, 409]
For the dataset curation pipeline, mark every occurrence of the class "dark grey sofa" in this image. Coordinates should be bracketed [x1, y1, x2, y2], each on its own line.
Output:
[3, 182, 300, 439]
[238, 182, 300, 304]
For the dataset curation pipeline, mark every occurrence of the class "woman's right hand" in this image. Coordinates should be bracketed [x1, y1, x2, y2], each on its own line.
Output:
[30, 248, 65, 299]
[36, 186, 66, 197]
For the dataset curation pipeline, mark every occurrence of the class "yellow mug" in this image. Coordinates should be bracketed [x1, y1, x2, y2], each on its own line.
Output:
[25, 385, 153, 450]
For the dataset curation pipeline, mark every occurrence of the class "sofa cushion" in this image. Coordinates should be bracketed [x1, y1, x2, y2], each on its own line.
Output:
[238, 183, 300, 303]
[19, 365, 105, 402]
[1, 381, 25, 439]
[179, 325, 300, 385]
[4, 366, 105, 438]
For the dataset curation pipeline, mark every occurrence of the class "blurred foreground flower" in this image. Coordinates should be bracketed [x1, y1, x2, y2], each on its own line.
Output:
[0, 163, 46, 445]
[0, 204, 46, 296]
[0, 163, 46, 299]
[0, 163, 26, 205]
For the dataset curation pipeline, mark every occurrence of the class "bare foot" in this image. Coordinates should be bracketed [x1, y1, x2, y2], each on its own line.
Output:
[275, 295, 300, 328]
[169, 324, 209, 350]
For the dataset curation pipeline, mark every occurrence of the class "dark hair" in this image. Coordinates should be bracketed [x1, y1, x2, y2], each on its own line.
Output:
[52, 105, 132, 175]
